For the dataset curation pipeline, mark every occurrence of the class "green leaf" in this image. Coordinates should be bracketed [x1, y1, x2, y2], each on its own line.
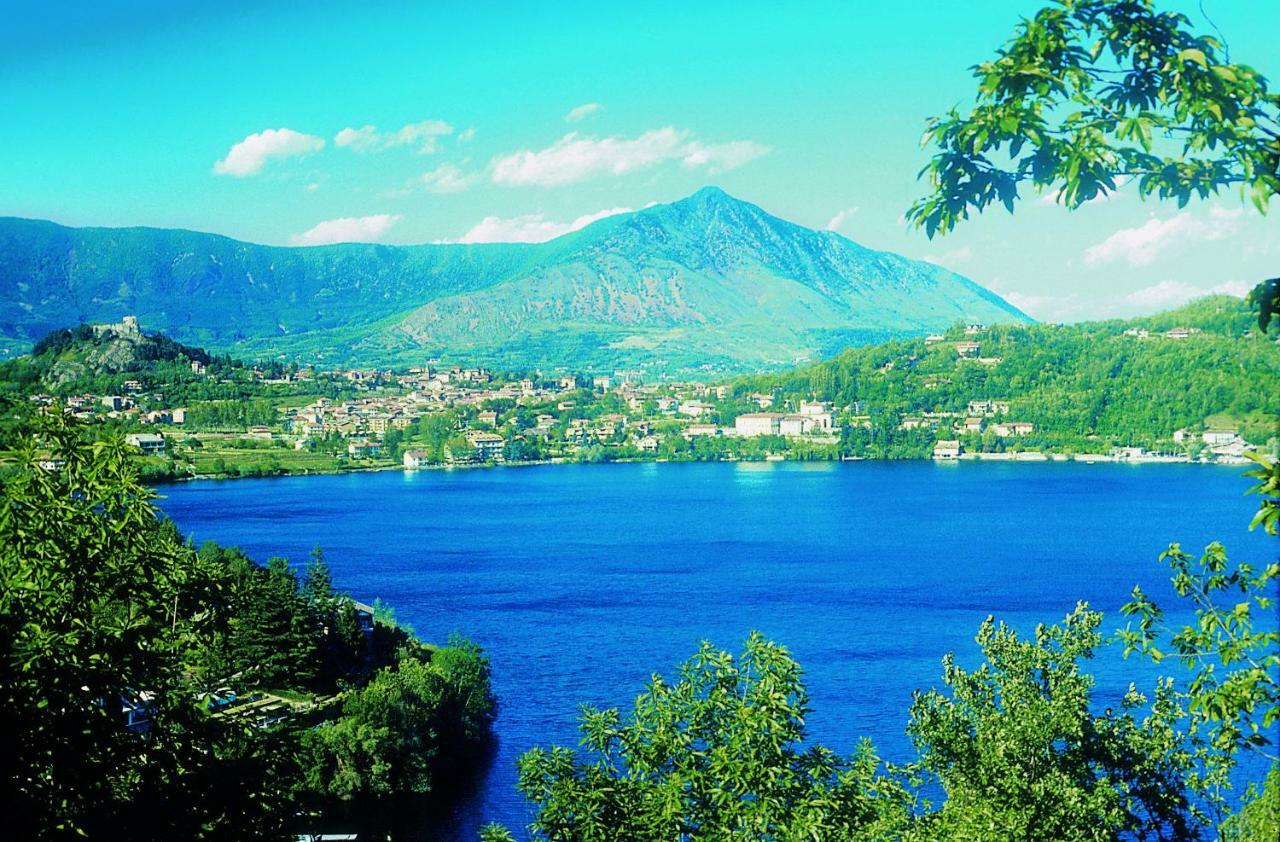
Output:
[1179, 48, 1208, 68]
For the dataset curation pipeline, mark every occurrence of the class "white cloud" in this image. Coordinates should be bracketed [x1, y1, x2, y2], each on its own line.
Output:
[1084, 207, 1241, 267]
[490, 127, 768, 187]
[305, 182, 320, 193]
[680, 139, 769, 172]
[334, 120, 454, 154]
[922, 245, 974, 267]
[565, 103, 602, 123]
[1207, 206, 1245, 223]
[418, 163, 474, 194]
[491, 129, 681, 186]
[456, 206, 632, 244]
[457, 127, 476, 143]
[1122, 278, 1252, 311]
[825, 207, 859, 231]
[213, 128, 324, 177]
[334, 125, 378, 150]
[290, 214, 401, 246]
[994, 276, 1253, 322]
[994, 290, 1081, 321]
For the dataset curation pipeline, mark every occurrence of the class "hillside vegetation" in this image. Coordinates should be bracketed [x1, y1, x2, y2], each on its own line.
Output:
[746, 295, 1279, 454]
[1, 297, 1273, 479]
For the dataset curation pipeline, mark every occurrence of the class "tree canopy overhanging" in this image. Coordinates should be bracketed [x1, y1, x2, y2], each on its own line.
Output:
[905, 0, 1280, 326]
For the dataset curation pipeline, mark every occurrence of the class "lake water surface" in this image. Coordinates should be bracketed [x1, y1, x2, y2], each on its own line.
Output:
[156, 461, 1275, 839]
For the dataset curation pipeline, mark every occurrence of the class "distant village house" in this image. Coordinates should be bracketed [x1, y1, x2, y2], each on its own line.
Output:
[125, 433, 165, 456]
[933, 440, 962, 460]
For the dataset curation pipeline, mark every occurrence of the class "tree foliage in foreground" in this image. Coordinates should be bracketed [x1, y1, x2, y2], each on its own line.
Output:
[483, 598, 1274, 841]
[905, 0, 1280, 218]
[0, 414, 496, 839]
[483, 632, 915, 842]
[1122, 541, 1279, 770]
[899, 7, 1280, 830]
[0, 416, 289, 838]
[909, 608, 1201, 840]
[302, 634, 496, 802]
[906, 0, 1280, 327]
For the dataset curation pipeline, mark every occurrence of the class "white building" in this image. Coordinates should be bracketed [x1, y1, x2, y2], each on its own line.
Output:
[467, 431, 506, 461]
[933, 440, 962, 460]
[403, 450, 431, 469]
[967, 399, 1010, 416]
[678, 400, 712, 418]
[797, 401, 835, 431]
[735, 413, 783, 437]
[125, 433, 165, 455]
[779, 416, 808, 436]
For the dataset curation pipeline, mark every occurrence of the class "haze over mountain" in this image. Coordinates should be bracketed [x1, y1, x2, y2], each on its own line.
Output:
[0, 187, 1030, 374]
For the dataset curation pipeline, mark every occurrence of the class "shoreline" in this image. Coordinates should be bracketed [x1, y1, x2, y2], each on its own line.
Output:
[146, 451, 1253, 487]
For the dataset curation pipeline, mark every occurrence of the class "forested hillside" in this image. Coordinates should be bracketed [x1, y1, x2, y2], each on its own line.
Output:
[747, 296, 1279, 453]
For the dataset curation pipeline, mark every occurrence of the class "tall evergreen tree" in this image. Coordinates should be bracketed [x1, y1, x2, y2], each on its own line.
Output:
[302, 545, 333, 606]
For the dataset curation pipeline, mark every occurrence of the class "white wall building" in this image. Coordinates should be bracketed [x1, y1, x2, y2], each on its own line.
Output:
[1202, 430, 1239, 446]
[735, 413, 783, 437]
[403, 450, 431, 469]
[125, 433, 165, 455]
[933, 440, 962, 460]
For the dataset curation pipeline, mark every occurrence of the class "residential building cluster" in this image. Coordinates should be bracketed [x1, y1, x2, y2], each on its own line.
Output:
[27, 348, 1259, 471]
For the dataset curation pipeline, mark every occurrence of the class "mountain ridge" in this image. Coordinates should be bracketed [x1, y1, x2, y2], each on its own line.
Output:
[0, 188, 1031, 374]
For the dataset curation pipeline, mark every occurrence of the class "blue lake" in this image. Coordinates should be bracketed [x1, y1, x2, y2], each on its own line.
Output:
[155, 461, 1275, 839]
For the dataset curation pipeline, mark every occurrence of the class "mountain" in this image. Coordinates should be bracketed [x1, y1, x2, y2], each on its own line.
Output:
[0, 187, 1031, 374]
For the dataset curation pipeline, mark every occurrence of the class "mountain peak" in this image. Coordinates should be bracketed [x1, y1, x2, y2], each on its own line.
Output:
[677, 185, 752, 213]
[644, 186, 767, 230]
[689, 185, 732, 202]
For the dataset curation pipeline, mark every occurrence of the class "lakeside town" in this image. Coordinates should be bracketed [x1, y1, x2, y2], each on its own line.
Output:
[14, 316, 1263, 481]
[7, 1, 1280, 838]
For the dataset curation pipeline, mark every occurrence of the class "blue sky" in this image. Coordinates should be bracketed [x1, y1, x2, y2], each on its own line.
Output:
[2, 0, 1277, 321]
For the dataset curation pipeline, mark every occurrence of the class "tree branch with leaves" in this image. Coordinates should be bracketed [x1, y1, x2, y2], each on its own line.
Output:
[906, 0, 1280, 326]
